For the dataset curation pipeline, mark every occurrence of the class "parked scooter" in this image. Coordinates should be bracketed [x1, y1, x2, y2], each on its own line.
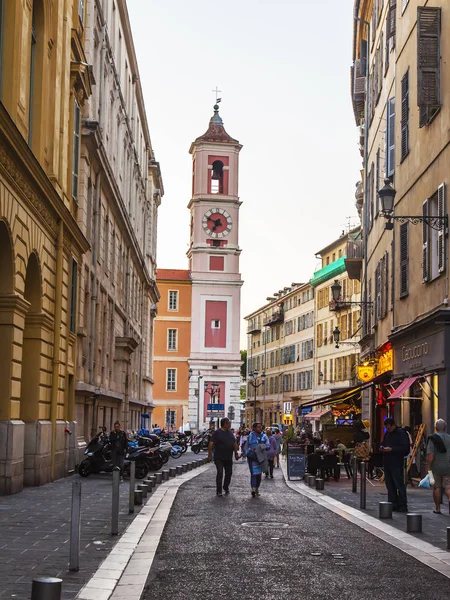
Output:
[191, 431, 211, 454]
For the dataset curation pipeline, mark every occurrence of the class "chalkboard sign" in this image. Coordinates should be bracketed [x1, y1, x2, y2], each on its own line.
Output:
[287, 444, 306, 480]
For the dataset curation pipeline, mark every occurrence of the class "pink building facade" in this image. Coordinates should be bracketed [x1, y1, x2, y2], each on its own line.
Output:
[187, 105, 243, 430]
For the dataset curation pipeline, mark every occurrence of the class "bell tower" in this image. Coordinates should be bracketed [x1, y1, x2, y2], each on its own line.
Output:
[188, 103, 243, 431]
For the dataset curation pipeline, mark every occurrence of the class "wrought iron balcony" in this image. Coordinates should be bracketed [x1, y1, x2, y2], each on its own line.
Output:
[263, 308, 284, 326]
[247, 322, 262, 334]
[345, 241, 363, 280]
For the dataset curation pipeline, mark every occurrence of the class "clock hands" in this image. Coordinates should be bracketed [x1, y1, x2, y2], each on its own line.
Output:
[207, 216, 223, 230]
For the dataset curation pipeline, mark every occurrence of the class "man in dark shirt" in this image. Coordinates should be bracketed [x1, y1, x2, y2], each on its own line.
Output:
[381, 418, 410, 512]
[109, 421, 128, 478]
[208, 417, 239, 496]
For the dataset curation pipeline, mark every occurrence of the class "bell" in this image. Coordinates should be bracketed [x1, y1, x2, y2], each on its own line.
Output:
[211, 171, 220, 180]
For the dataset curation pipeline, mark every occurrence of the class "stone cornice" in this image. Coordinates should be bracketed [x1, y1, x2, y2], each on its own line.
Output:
[0, 104, 90, 254]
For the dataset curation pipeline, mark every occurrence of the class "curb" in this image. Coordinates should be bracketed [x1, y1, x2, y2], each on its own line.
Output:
[281, 461, 450, 580]
[76, 462, 211, 600]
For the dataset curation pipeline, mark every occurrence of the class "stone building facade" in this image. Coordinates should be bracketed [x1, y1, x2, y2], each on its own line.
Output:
[0, 0, 92, 494]
[74, 0, 162, 448]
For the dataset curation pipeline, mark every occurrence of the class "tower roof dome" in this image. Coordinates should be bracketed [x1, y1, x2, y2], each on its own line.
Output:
[194, 104, 239, 145]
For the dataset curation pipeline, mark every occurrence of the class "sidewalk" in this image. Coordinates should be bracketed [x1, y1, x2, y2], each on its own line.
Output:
[315, 470, 450, 550]
[0, 455, 185, 600]
[138, 461, 448, 600]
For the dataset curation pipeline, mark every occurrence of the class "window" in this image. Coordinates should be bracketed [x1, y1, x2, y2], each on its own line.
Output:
[166, 368, 176, 391]
[400, 70, 409, 161]
[388, 0, 397, 48]
[386, 97, 395, 177]
[211, 320, 220, 329]
[69, 259, 78, 333]
[417, 7, 441, 128]
[168, 290, 178, 311]
[168, 328, 177, 351]
[423, 184, 445, 282]
[72, 100, 81, 201]
[211, 160, 224, 194]
[400, 222, 409, 297]
[28, 3, 37, 145]
[376, 148, 381, 216]
[401, 0, 408, 14]
[165, 409, 176, 428]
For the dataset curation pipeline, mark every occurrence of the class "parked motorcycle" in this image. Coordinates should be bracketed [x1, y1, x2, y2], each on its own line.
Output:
[191, 431, 211, 454]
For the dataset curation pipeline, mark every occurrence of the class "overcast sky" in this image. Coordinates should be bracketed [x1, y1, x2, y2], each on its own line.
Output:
[127, 0, 361, 345]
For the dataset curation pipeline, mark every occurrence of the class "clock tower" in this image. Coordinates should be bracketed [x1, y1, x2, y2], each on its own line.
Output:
[188, 104, 243, 431]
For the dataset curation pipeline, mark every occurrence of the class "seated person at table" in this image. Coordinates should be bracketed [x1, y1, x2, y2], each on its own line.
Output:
[328, 440, 336, 453]
[336, 439, 347, 461]
[319, 439, 329, 452]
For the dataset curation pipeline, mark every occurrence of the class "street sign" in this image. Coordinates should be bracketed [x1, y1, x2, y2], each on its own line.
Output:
[207, 403, 224, 411]
[206, 411, 225, 418]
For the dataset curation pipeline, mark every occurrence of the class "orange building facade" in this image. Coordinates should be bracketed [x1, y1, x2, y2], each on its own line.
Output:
[153, 270, 192, 430]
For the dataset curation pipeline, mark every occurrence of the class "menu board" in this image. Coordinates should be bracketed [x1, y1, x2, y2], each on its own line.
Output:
[287, 444, 306, 480]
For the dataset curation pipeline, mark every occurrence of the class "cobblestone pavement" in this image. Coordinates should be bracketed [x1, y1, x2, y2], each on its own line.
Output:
[319, 471, 450, 550]
[143, 461, 450, 600]
[0, 454, 188, 600]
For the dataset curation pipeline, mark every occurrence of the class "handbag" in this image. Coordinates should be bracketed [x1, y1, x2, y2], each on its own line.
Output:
[354, 440, 370, 461]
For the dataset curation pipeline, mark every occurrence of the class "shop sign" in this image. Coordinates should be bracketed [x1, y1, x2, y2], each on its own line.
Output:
[393, 330, 445, 376]
[377, 349, 393, 375]
[357, 364, 375, 382]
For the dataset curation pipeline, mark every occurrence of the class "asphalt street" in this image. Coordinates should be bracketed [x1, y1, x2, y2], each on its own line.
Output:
[143, 460, 450, 600]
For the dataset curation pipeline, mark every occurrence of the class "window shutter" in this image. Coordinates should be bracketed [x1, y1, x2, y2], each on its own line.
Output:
[376, 262, 382, 322]
[400, 222, 409, 297]
[386, 97, 395, 177]
[388, 0, 397, 42]
[422, 199, 430, 282]
[391, 240, 395, 309]
[438, 183, 445, 273]
[383, 251, 389, 317]
[376, 148, 380, 215]
[401, 71, 409, 161]
[417, 7, 441, 109]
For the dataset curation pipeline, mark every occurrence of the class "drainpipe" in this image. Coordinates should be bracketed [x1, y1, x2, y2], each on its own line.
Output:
[50, 219, 64, 480]
[89, 172, 100, 435]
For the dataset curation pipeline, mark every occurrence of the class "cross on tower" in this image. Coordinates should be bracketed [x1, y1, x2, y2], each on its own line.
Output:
[212, 86, 222, 103]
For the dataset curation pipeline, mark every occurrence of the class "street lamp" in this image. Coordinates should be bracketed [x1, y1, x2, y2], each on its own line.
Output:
[331, 279, 373, 308]
[332, 326, 361, 349]
[248, 370, 266, 424]
[204, 381, 221, 429]
[378, 178, 448, 231]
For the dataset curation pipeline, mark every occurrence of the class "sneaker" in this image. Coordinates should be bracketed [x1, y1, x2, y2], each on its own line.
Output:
[224, 489, 230, 495]
[216, 492, 223, 497]
[270, 476, 274, 479]
[255, 488, 260, 496]
[251, 489, 256, 497]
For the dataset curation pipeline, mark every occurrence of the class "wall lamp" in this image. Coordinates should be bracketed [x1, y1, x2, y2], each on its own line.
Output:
[378, 179, 448, 231]
[332, 326, 361, 349]
[331, 280, 373, 308]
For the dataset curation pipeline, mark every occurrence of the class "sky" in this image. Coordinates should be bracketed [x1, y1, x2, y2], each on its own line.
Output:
[127, 0, 361, 345]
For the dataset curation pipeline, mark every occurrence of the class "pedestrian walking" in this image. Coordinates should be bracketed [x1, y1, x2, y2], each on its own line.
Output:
[265, 428, 277, 479]
[274, 428, 282, 467]
[109, 421, 129, 480]
[380, 418, 410, 512]
[426, 419, 450, 514]
[240, 429, 249, 461]
[244, 422, 270, 497]
[207, 417, 239, 497]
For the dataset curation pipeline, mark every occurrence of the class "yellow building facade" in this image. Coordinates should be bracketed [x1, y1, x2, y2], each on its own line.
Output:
[0, 0, 91, 494]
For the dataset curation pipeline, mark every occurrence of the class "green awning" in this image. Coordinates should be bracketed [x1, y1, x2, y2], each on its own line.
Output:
[310, 256, 347, 287]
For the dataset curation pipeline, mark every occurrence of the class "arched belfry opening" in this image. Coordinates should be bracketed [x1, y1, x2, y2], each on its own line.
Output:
[211, 160, 224, 194]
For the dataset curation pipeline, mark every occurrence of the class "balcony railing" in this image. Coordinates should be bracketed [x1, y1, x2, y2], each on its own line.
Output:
[345, 240, 363, 281]
[263, 308, 284, 326]
[247, 322, 262, 334]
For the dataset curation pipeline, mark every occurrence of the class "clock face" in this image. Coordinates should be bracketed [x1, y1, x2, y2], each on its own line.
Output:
[202, 208, 233, 238]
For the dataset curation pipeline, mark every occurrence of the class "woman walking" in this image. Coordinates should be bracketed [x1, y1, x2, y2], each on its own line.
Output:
[244, 422, 270, 497]
[265, 428, 277, 479]
[274, 428, 282, 467]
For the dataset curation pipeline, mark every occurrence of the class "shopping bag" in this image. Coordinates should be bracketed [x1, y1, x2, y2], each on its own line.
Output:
[418, 474, 431, 489]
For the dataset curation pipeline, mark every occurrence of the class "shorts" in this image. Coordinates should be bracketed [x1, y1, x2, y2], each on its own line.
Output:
[433, 474, 450, 490]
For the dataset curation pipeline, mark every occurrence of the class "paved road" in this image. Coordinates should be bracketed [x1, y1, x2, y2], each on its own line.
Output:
[0, 451, 192, 600]
[143, 461, 449, 600]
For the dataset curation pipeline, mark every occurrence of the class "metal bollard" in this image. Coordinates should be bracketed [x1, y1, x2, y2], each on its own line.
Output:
[187, 462, 193, 471]
[155, 472, 163, 484]
[360, 461, 367, 510]
[162, 470, 170, 481]
[352, 457, 358, 493]
[315, 478, 325, 491]
[31, 577, 62, 600]
[145, 479, 154, 491]
[134, 490, 143, 505]
[111, 467, 120, 536]
[69, 480, 82, 572]
[407, 513, 422, 533]
[176, 466, 183, 475]
[182, 464, 188, 473]
[379, 502, 393, 519]
[447, 527, 450, 550]
[308, 475, 316, 488]
[192, 461, 197, 469]
[169, 467, 176, 478]
[128, 461, 136, 514]
[137, 483, 148, 498]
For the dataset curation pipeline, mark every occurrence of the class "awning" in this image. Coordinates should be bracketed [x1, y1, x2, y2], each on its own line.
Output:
[388, 376, 421, 399]
[305, 409, 330, 420]
[301, 383, 363, 409]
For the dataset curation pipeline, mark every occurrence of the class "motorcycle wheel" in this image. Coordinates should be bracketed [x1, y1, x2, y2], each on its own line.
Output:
[78, 459, 91, 477]
[148, 455, 164, 471]
[181, 445, 187, 453]
[191, 445, 200, 454]
[171, 450, 182, 459]
[135, 463, 149, 480]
